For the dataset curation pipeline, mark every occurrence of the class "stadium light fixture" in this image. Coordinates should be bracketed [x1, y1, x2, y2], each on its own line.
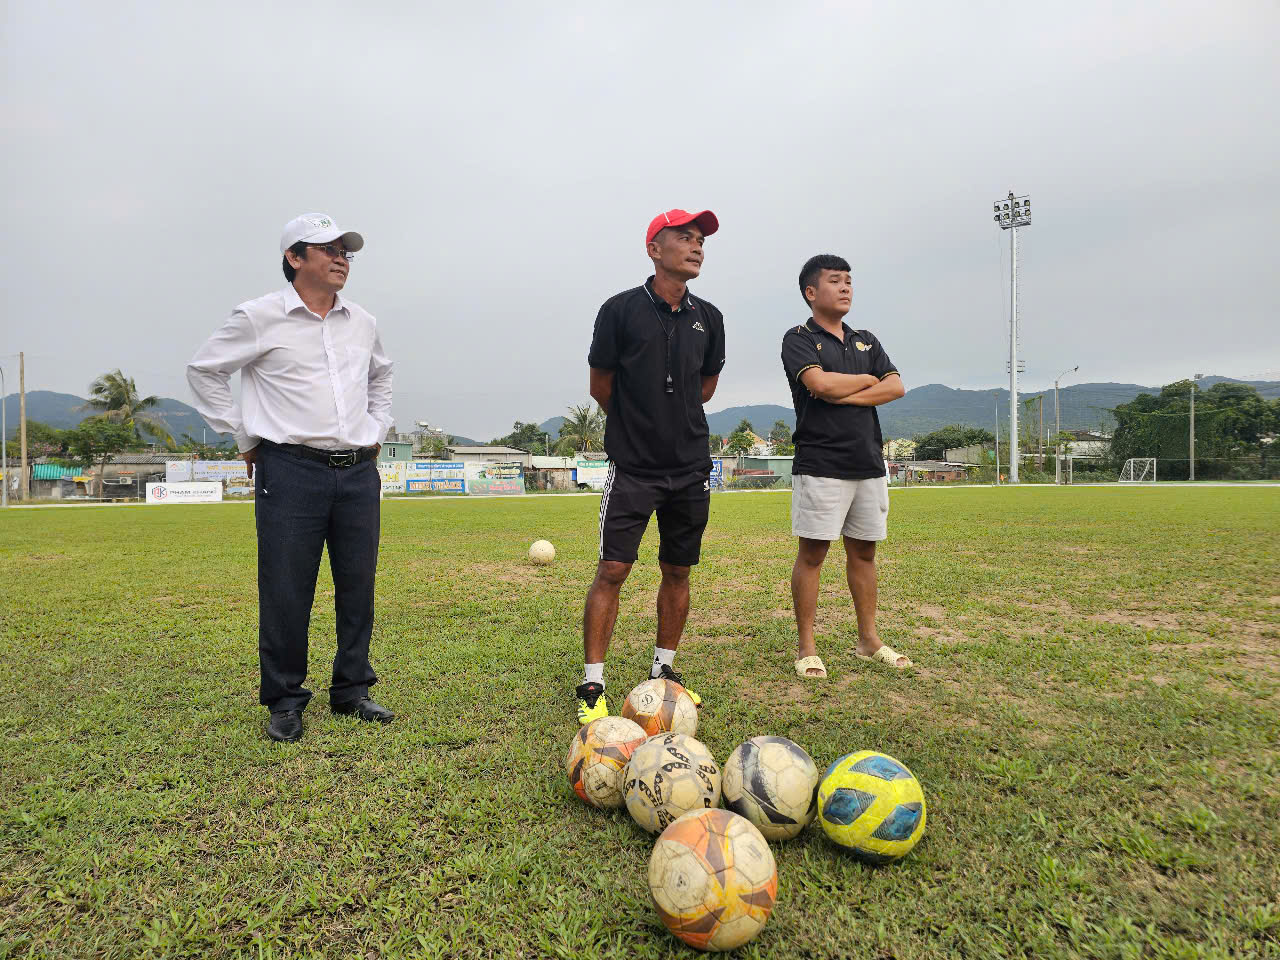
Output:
[992, 190, 1031, 481]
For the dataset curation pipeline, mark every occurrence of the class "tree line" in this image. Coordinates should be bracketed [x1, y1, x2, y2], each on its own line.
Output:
[893, 380, 1278, 481]
[6, 370, 239, 489]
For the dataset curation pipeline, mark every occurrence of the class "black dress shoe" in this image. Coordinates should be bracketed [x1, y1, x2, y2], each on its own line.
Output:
[267, 710, 303, 742]
[332, 697, 394, 724]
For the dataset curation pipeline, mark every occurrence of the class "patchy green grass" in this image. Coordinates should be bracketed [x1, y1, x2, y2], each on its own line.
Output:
[1, 487, 1277, 959]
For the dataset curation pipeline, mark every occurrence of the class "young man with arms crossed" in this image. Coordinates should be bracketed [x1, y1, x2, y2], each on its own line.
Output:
[576, 208, 726, 724]
[188, 214, 395, 742]
[780, 255, 911, 679]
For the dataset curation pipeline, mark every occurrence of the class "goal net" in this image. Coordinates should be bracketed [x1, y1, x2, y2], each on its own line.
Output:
[1118, 458, 1157, 483]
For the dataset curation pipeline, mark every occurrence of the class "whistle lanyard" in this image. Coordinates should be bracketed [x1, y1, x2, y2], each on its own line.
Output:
[644, 289, 680, 395]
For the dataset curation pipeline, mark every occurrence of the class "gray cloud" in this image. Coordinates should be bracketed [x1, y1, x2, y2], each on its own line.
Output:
[4, 1, 1277, 440]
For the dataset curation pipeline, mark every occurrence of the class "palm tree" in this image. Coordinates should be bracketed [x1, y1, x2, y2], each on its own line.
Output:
[558, 403, 605, 453]
[82, 370, 174, 448]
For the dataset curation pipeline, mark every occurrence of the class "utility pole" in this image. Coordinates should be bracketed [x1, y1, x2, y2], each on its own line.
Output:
[1037, 395, 1044, 470]
[1054, 365, 1078, 484]
[19, 352, 28, 502]
[1189, 373, 1203, 481]
[993, 392, 1001, 485]
[993, 192, 1030, 482]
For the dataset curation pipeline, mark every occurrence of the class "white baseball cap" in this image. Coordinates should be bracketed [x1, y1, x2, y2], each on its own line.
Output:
[279, 213, 365, 255]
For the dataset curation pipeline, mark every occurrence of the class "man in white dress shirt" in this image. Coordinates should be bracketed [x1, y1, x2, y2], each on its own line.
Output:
[187, 213, 395, 742]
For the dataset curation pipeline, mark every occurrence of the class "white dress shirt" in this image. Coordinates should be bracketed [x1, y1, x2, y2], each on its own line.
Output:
[187, 285, 394, 453]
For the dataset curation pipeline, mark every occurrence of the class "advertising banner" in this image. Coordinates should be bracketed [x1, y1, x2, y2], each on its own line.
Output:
[710, 458, 725, 490]
[574, 456, 610, 491]
[465, 462, 525, 496]
[378, 461, 407, 494]
[166, 460, 252, 495]
[146, 482, 223, 504]
[406, 461, 466, 494]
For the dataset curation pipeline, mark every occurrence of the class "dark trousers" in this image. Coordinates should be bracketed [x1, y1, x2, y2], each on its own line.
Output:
[254, 444, 381, 712]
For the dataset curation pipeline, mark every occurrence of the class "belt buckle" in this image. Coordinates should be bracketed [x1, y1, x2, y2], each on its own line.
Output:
[328, 452, 357, 468]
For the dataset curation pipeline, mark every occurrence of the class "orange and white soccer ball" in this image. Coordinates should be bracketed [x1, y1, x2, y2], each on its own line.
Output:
[621, 677, 698, 736]
[623, 732, 721, 834]
[565, 716, 647, 809]
[649, 808, 778, 951]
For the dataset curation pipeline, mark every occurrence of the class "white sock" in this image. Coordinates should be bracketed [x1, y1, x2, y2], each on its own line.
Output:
[583, 663, 604, 687]
[650, 647, 676, 678]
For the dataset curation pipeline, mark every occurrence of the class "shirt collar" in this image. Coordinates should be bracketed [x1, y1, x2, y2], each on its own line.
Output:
[283, 283, 347, 319]
[805, 317, 852, 342]
[643, 276, 695, 313]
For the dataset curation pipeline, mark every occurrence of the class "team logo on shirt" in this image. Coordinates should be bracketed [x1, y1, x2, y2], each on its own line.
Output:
[691, 321, 705, 333]
[855, 341, 872, 351]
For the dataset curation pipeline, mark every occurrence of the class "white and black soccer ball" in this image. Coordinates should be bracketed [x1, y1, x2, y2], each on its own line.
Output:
[623, 733, 722, 834]
[722, 736, 820, 841]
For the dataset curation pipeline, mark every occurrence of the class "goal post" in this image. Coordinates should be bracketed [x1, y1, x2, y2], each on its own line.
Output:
[1118, 458, 1157, 483]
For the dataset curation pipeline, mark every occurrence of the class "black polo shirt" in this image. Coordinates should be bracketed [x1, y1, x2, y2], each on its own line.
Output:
[781, 319, 898, 480]
[588, 277, 726, 477]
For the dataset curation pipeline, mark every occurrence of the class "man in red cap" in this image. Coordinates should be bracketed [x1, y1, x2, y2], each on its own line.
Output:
[576, 209, 725, 724]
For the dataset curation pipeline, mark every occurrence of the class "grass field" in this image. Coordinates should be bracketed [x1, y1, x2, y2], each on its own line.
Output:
[1, 487, 1277, 959]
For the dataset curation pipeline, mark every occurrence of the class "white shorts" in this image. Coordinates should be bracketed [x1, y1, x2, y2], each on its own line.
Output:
[791, 474, 889, 542]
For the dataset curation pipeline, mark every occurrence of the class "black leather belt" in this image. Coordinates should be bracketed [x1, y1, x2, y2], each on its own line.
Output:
[262, 439, 378, 468]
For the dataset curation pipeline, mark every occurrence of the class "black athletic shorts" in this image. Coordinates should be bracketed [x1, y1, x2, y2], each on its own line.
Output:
[598, 464, 711, 566]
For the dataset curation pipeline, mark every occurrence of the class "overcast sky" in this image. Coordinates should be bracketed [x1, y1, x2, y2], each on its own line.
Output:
[3, 1, 1277, 440]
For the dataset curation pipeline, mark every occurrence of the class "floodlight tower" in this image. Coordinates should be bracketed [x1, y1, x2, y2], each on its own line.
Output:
[993, 191, 1031, 482]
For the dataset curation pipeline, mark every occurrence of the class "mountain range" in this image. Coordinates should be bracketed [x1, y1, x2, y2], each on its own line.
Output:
[7, 376, 1277, 445]
[540, 376, 1278, 441]
[1, 391, 232, 444]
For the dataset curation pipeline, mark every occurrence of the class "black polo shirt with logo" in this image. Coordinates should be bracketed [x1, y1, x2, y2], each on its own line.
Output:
[588, 277, 726, 477]
[781, 319, 898, 480]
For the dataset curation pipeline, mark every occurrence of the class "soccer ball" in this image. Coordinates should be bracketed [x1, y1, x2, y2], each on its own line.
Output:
[816, 750, 927, 864]
[529, 540, 555, 564]
[723, 736, 820, 841]
[565, 716, 647, 809]
[649, 809, 777, 951]
[624, 733, 722, 834]
[621, 677, 698, 736]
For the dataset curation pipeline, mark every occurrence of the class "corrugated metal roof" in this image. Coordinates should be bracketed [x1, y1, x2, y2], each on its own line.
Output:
[32, 464, 84, 480]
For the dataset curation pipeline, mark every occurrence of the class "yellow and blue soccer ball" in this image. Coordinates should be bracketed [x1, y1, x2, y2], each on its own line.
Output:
[816, 750, 926, 864]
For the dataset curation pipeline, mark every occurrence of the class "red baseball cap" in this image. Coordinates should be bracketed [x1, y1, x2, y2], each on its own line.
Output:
[646, 208, 719, 245]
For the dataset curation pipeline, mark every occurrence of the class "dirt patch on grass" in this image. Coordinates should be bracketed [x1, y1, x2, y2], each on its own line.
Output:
[1024, 600, 1073, 615]
[1148, 640, 1219, 654]
[917, 604, 947, 620]
[1089, 611, 1183, 631]
[1149, 628, 1278, 675]
[687, 628, 751, 644]
[915, 625, 968, 645]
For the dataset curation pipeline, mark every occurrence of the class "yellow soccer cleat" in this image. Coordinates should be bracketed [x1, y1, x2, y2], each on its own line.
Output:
[576, 682, 609, 725]
[656, 664, 702, 708]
